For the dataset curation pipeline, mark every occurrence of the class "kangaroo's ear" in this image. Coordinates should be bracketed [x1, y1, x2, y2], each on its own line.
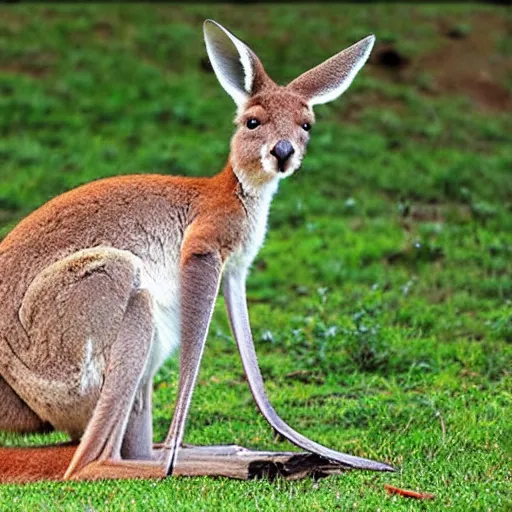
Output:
[287, 35, 375, 106]
[204, 20, 271, 108]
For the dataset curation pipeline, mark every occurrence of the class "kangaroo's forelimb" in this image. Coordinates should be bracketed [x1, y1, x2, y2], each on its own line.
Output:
[161, 250, 223, 474]
[223, 271, 395, 473]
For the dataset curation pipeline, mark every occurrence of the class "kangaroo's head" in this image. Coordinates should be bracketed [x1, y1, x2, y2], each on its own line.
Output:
[204, 20, 374, 193]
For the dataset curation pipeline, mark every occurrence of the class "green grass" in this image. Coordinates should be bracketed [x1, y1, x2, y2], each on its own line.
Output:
[1, 3, 511, 510]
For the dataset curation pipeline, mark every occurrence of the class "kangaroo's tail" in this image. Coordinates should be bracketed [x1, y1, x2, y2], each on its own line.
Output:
[0, 444, 77, 483]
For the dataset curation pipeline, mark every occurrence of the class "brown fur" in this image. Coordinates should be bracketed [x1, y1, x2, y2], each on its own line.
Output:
[0, 20, 380, 482]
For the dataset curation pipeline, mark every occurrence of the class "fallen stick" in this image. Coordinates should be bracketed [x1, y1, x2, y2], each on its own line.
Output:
[385, 483, 435, 500]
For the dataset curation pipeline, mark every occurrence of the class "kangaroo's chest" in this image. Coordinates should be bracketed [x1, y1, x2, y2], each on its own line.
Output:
[135, 185, 276, 376]
[235, 211, 269, 270]
[136, 236, 182, 378]
[226, 185, 276, 275]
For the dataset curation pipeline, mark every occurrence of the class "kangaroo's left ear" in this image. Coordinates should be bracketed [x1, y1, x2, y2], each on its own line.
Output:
[287, 35, 375, 106]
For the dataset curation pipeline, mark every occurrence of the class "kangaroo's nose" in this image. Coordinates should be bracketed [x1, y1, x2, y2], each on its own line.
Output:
[270, 140, 295, 169]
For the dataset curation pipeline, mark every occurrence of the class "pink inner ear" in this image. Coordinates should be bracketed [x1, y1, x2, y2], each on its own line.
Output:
[286, 35, 375, 105]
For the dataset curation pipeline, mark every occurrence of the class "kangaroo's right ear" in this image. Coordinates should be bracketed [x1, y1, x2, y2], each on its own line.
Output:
[287, 35, 375, 106]
[204, 20, 271, 108]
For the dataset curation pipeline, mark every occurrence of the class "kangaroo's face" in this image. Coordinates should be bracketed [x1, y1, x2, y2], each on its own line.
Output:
[204, 20, 374, 192]
[231, 88, 314, 184]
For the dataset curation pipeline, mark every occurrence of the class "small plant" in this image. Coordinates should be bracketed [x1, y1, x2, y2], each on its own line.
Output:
[282, 287, 341, 368]
[342, 293, 391, 373]
[486, 303, 512, 343]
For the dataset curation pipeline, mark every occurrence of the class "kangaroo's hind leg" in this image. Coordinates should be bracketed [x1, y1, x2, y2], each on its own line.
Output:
[12, 247, 166, 480]
[64, 289, 164, 480]
[121, 376, 154, 461]
[0, 376, 52, 434]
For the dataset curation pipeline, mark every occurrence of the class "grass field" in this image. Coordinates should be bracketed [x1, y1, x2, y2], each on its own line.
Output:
[0, 3, 511, 510]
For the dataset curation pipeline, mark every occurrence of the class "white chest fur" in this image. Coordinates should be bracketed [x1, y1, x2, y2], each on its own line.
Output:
[136, 252, 182, 380]
[227, 179, 278, 276]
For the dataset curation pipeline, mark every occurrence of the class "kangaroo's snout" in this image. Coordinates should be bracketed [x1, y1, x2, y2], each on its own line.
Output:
[270, 140, 295, 171]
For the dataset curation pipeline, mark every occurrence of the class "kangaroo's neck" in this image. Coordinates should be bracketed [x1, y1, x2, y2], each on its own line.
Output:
[217, 162, 279, 211]
[218, 163, 278, 276]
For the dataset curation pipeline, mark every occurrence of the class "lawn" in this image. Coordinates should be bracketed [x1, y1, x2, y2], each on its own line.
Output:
[0, 3, 511, 511]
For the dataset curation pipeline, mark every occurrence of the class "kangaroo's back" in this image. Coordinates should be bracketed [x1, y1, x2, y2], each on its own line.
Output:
[0, 171, 242, 314]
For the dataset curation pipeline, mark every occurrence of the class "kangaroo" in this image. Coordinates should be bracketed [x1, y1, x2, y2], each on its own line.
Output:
[0, 20, 393, 482]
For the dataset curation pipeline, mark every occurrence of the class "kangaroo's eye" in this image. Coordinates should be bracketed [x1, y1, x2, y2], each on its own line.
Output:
[302, 123, 311, 132]
[246, 118, 261, 129]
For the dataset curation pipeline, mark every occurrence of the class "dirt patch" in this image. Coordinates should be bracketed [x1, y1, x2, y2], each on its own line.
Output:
[423, 13, 511, 111]
[0, 9, 28, 31]
[368, 11, 511, 113]
[0, 49, 56, 79]
[93, 20, 114, 41]
[0, 62, 51, 79]
[400, 202, 473, 224]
